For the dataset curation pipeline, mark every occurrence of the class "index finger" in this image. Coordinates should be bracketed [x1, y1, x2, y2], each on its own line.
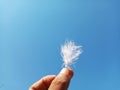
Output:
[29, 75, 56, 90]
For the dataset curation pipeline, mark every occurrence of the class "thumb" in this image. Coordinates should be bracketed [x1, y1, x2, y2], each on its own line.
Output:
[48, 68, 74, 90]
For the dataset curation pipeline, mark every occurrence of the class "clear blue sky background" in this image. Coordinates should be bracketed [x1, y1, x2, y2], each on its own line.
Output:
[0, 0, 120, 90]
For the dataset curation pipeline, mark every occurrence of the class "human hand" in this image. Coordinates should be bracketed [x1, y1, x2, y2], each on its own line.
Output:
[29, 68, 74, 90]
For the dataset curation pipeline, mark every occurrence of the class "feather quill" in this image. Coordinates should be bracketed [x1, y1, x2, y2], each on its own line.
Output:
[61, 41, 82, 68]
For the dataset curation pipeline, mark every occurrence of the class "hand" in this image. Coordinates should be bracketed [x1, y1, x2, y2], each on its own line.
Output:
[29, 68, 74, 90]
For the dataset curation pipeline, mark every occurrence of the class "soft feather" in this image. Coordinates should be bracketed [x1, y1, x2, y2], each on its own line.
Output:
[61, 41, 82, 67]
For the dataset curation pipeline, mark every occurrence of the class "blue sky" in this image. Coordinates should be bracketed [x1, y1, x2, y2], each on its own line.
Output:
[0, 0, 120, 90]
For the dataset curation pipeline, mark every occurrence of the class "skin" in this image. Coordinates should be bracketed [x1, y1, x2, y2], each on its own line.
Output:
[29, 68, 74, 90]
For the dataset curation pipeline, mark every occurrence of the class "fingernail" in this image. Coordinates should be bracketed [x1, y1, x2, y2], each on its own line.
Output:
[60, 68, 66, 74]
[59, 68, 74, 78]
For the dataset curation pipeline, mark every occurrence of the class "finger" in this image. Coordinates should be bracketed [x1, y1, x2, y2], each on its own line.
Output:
[48, 68, 74, 90]
[29, 75, 56, 90]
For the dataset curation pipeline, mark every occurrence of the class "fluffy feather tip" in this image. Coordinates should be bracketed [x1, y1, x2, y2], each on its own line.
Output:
[61, 40, 82, 68]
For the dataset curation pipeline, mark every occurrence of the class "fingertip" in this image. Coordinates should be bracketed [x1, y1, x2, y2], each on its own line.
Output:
[67, 68, 74, 77]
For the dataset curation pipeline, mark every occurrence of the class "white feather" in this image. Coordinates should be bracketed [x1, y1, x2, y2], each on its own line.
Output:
[61, 41, 82, 68]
